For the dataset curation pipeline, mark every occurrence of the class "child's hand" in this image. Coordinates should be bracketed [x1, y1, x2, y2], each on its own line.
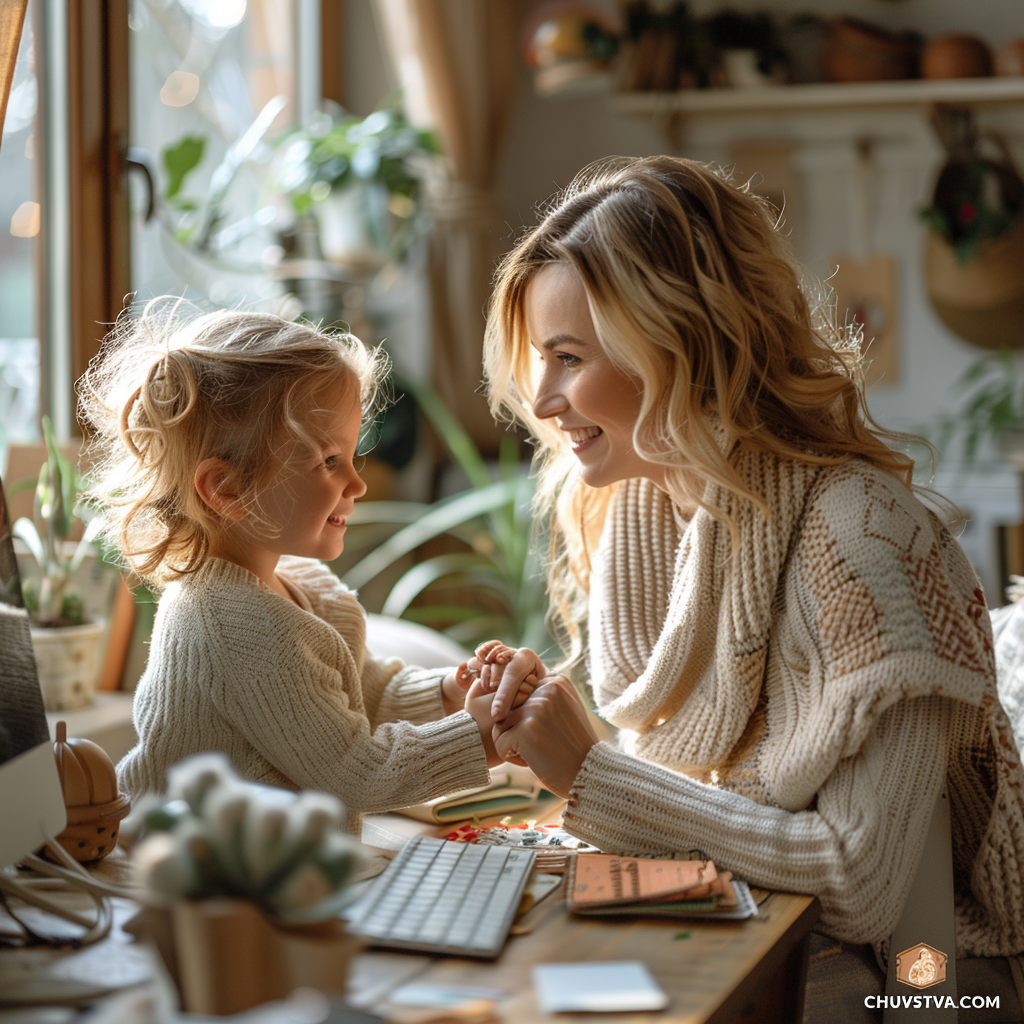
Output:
[440, 662, 476, 715]
[468, 641, 547, 721]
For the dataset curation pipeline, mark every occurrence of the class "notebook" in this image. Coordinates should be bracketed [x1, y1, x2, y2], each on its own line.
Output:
[394, 764, 542, 824]
[565, 853, 758, 920]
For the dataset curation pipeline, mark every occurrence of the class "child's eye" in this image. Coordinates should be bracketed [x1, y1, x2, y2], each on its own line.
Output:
[323, 455, 340, 470]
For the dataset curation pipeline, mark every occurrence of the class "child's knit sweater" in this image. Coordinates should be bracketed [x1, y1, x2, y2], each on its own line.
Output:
[561, 454, 1024, 958]
[116, 557, 490, 831]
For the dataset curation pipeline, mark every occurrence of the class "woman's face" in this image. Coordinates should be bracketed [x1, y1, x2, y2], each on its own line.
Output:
[523, 263, 666, 490]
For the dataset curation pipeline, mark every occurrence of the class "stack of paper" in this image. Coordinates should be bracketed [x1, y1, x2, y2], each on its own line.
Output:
[566, 853, 758, 920]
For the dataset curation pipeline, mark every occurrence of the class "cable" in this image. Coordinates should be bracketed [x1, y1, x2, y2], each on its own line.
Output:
[0, 837, 134, 948]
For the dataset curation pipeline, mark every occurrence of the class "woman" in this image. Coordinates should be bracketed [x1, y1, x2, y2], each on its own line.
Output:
[474, 156, 1024, 967]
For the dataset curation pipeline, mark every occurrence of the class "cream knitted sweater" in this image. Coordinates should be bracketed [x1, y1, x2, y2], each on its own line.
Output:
[116, 557, 490, 831]
[561, 454, 1024, 957]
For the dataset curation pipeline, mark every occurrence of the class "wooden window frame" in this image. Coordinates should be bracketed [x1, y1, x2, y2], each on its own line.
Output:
[57, 1, 340, 432]
[59, 0, 129, 426]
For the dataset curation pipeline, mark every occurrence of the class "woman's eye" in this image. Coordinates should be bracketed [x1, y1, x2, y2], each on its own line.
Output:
[557, 352, 581, 367]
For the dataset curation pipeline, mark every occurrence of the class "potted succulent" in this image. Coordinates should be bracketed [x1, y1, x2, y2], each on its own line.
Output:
[272, 103, 440, 272]
[128, 754, 368, 1015]
[11, 417, 107, 710]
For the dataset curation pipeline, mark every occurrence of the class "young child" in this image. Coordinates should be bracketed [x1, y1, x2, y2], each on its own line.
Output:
[78, 297, 508, 832]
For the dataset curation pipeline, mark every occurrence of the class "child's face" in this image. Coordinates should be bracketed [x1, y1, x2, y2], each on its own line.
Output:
[248, 384, 367, 565]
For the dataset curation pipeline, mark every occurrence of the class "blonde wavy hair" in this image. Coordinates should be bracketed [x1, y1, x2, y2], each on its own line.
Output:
[483, 155, 925, 667]
[77, 296, 387, 589]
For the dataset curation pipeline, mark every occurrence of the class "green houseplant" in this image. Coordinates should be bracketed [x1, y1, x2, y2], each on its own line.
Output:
[11, 417, 109, 710]
[273, 103, 439, 270]
[335, 380, 552, 656]
[930, 350, 1024, 468]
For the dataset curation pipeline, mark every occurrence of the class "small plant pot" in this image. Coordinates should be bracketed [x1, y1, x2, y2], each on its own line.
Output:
[924, 219, 1024, 349]
[126, 898, 364, 1015]
[30, 618, 106, 711]
[315, 182, 388, 273]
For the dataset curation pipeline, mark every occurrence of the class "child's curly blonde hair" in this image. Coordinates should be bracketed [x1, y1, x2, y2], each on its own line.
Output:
[77, 296, 387, 589]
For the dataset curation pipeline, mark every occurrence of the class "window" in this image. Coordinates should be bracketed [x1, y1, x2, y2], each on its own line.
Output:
[0, 0, 330, 455]
[0, 1, 41, 449]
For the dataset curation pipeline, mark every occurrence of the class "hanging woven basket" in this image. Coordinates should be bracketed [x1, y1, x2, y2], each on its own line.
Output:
[925, 216, 1024, 350]
[921, 114, 1024, 349]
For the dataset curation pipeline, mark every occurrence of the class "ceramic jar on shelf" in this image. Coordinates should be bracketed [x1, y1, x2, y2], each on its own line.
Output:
[921, 34, 993, 80]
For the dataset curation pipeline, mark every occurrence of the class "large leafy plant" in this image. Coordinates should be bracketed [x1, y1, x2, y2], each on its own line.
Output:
[12, 417, 102, 627]
[930, 349, 1024, 466]
[338, 381, 552, 655]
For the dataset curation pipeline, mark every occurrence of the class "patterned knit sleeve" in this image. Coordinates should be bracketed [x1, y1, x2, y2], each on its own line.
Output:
[563, 693, 951, 948]
[207, 611, 490, 812]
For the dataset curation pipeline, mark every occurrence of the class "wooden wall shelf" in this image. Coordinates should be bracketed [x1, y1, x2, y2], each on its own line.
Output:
[611, 78, 1024, 118]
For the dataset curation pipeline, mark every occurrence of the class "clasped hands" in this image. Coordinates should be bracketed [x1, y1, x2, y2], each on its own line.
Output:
[453, 640, 599, 798]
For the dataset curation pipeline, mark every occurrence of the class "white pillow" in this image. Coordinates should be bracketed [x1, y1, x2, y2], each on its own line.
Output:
[364, 613, 471, 670]
[991, 601, 1024, 757]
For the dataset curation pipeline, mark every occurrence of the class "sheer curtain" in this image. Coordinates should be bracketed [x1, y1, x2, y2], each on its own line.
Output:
[375, 0, 523, 453]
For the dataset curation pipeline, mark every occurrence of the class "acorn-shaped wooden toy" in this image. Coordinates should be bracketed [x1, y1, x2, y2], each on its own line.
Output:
[49, 721, 131, 863]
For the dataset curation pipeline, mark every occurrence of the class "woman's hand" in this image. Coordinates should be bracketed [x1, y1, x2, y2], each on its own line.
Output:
[490, 676, 599, 797]
[463, 680, 517, 768]
[468, 640, 548, 720]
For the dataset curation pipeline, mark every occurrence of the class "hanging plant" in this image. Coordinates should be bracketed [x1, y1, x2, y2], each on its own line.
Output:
[919, 109, 1024, 265]
[920, 154, 1023, 266]
[920, 108, 1024, 349]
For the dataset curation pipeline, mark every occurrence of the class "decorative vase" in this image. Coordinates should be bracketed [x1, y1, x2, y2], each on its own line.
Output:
[921, 34, 992, 80]
[924, 218, 1024, 349]
[996, 39, 1024, 77]
[30, 618, 106, 711]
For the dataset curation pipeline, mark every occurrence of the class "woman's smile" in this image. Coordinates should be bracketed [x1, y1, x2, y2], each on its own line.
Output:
[524, 263, 666, 490]
[567, 425, 603, 451]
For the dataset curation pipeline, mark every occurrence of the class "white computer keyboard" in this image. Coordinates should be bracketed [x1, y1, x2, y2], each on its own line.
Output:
[345, 836, 535, 958]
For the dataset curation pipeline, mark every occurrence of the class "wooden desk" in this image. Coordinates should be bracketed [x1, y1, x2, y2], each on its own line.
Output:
[0, 816, 818, 1023]
[352, 813, 821, 1023]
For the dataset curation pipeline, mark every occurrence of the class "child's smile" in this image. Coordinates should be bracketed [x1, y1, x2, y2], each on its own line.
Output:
[208, 382, 367, 590]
